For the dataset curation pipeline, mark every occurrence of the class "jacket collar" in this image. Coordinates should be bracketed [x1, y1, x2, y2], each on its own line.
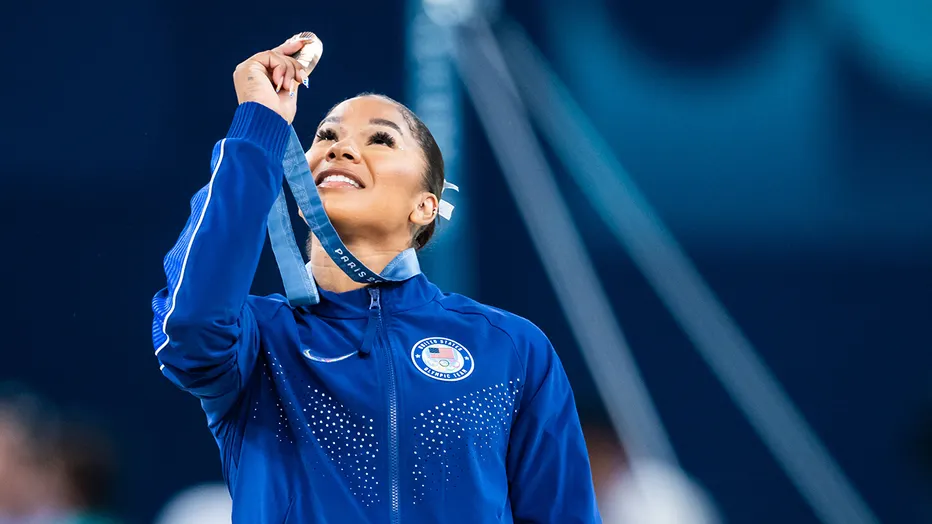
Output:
[308, 274, 439, 319]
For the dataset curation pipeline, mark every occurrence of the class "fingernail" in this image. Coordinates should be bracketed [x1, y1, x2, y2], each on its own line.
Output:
[302, 76, 309, 88]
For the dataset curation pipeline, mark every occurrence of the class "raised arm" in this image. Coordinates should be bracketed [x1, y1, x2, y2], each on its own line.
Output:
[151, 38, 311, 424]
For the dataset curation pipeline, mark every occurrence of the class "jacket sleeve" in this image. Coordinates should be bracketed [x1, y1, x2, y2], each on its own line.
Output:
[507, 334, 602, 524]
[151, 102, 291, 424]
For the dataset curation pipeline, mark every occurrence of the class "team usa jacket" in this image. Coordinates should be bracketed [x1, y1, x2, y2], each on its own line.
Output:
[151, 102, 601, 523]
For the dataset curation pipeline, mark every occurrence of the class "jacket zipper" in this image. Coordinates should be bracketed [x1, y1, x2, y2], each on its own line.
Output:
[369, 287, 400, 524]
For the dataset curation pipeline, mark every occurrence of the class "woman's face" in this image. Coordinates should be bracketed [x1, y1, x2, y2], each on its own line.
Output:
[306, 96, 437, 244]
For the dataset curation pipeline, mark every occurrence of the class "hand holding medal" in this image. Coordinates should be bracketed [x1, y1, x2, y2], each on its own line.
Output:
[232, 32, 323, 124]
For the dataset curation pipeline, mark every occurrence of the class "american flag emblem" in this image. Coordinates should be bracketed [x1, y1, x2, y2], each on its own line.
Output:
[411, 337, 474, 382]
[428, 345, 455, 360]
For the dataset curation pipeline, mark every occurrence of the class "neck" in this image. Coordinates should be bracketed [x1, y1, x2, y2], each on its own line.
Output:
[309, 234, 410, 294]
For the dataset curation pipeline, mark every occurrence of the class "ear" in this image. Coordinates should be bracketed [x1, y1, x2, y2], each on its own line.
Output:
[409, 192, 439, 228]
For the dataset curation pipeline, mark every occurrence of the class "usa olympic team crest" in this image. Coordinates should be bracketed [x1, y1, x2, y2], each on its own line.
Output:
[410, 337, 474, 382]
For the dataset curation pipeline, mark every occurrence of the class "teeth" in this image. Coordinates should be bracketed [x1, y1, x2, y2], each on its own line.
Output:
[319, 175, 361, 188]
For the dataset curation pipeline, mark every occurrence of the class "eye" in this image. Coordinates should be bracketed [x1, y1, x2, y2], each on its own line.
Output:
[316, 128, 338, 142]
[368, 131, 396, 148]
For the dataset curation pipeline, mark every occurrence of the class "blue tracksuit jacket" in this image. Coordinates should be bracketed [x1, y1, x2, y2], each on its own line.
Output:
[151, 102, 601, 523]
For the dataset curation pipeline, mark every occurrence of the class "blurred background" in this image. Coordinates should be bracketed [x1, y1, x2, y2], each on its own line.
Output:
[1, 0, 931, 522]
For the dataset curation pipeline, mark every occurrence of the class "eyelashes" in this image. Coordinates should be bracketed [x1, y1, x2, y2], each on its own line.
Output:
[316, 128, 338, 142]
[314, 128, 396, 148]
[368, 131, 395, 148]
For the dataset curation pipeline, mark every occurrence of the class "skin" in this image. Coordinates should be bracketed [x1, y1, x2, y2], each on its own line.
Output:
[233, 39, 438, 294]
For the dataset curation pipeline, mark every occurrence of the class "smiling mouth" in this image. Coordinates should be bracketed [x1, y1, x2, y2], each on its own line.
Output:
[315, 169, 365, 189]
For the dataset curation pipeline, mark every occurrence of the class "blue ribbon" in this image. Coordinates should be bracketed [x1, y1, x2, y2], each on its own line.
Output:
[267, 129, 422, 306]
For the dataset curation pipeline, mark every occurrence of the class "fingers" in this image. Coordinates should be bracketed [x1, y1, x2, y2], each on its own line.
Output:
[275, 38, 306, 57]
[265, 53, 294, 93]
[253, 50, 305, 95]
[270, 62, 288, 93]
[298, 69, 309, 89]
[280, 56, 302, 95]
[275, 32, 319, 59]
[282, 56, 307, 96]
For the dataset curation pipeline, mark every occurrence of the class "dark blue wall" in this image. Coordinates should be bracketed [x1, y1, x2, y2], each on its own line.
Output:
[1, 0, 930, 522]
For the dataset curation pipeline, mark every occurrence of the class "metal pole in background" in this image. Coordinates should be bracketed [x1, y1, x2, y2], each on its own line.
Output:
[491, 21, 879, 524]
[405, 0, 474, 296]
[452, 20, 681, 468]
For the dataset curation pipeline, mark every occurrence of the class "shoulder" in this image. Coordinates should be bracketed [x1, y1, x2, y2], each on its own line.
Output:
[432, 292, 551, 354]
[433, 293, 563, 400]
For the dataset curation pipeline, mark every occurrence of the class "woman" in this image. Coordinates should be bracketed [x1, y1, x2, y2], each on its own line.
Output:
[152, 37, 600, 523]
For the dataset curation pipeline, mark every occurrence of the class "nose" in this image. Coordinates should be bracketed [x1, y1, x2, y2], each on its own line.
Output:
[327, 139, 361, 163]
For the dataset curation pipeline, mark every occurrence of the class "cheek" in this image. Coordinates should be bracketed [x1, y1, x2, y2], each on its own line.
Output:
[306, 149, 322, 169]
[369, 156, 426, 194]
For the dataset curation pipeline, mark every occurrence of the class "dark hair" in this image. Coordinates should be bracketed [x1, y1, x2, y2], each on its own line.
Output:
[322, 93, 445, 250]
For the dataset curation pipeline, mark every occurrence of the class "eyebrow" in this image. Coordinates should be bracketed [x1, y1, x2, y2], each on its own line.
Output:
[319, 116, 403, 135]
[369, 118, 403, 135]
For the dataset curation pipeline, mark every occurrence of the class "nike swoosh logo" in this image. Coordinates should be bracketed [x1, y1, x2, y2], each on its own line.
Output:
[302, 349, 357, 363]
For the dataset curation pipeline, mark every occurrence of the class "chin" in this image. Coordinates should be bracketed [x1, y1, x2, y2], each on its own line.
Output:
[322, 196, 369, 227]
[322, 198, 398, 243]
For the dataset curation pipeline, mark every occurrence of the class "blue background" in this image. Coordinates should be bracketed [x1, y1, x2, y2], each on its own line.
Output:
[1, 0, 930, 522]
